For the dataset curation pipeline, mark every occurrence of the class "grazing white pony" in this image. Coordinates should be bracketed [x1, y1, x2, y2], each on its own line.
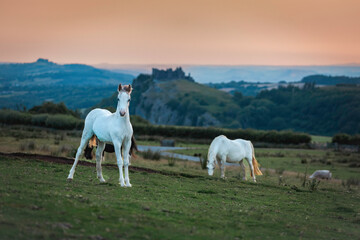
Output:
[309, 170, 332, 180]
[67, 84, 134, 187]
[207, 135, 262, 182]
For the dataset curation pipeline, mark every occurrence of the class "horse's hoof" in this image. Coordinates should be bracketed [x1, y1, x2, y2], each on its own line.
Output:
[67, 178, 73, 182]
[126, 183, 132, 187]
[119, 182, 126, 187]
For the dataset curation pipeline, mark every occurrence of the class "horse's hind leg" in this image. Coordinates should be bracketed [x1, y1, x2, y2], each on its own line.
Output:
[240, 160, 247, 181]
[67, 130, 93, 180]
[96, 141, 106, 183]
[247, 156, 256, 182]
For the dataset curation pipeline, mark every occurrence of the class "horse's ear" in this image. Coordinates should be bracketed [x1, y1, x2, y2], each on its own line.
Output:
[118, 84, 122, 92]
[128, 84, 132, 94]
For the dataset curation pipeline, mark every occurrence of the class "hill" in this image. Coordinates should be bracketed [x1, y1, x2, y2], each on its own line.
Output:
[94, 68, 240, 127]
[93, 69, 360, 135]
[207, 80, 305, 96]
[0, 59, 134, 110]
[0, 58, 134, 87]
[301, 74, 360, 85]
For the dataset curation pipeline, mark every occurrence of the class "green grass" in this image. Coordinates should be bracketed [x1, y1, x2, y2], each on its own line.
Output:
[0, 156, 359, 239]
[311, 135, 332, 143]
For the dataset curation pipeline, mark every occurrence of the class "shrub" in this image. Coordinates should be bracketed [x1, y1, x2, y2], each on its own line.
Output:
[307, 179, 320, 192]
[168, 157, 176, 167]
[0, 109, 32, 125]
[275, 168, 285, 175]
[133, 124, 311, 145]
[31, 114, 49, 127]
[332, 133, 360, 145]
[45, 114, 82, 130]
[142, 149, 161, 161]
[199, 154, 207, 170]
[345, 178, 360, 187]
[19, 141, 36, 151]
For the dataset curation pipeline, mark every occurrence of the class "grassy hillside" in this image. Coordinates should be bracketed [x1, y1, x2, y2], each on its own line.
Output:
[159, 79, 239, 123]
[0, 124, 358, 239]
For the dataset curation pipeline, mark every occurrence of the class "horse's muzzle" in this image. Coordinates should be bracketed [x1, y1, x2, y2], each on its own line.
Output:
[120, 111, 126, 117]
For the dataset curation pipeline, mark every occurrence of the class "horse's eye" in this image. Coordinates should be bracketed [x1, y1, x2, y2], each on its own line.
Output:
[118, 99, 120, 101]
[128, 99, 131, 102]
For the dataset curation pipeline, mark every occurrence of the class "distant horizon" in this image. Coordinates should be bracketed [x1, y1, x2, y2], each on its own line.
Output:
[1, 58, 360, 68]
[2, 58, 360, 84]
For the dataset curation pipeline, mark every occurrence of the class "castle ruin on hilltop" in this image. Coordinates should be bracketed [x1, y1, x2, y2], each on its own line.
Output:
[152, 67, 194, 82]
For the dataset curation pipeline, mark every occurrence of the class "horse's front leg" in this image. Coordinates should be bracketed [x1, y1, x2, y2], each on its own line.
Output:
[114, 141, 125, 187]
[96, 141, 106, 183]
[218, 157, 226, 179]
[122, 138, 132, 187]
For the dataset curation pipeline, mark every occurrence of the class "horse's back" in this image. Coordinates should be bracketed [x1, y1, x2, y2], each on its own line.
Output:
[85, 109, 112, 125]
[210, 135, 237, 158]
[234, 139, 251, 149]
[210, 135, 252, 162]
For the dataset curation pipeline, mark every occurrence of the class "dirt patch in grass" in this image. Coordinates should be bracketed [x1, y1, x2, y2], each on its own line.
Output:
[0, 152, 204, 179]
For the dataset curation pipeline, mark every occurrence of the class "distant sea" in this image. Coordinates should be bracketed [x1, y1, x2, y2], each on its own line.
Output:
[95, 64, 360, 84]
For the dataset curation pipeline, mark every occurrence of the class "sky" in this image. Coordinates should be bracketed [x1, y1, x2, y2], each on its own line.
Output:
[0, 0, 359, 66]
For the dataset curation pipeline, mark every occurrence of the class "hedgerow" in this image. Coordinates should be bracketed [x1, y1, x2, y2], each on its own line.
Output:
[0, 109, 311, 144]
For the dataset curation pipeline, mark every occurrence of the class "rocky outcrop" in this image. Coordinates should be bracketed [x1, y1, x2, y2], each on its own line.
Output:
[130, 70, 220, 127]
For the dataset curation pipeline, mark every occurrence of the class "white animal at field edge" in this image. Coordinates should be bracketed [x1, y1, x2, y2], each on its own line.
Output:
[67, 84, 133, 187]
[309, 170, 332, 180]
[207, 135, 263, 182]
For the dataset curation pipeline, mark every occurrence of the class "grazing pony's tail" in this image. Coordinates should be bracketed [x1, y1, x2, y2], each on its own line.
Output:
[89, 135, 97, 148]
[129, 135, 138, 158]
[250, 142, 263, 177]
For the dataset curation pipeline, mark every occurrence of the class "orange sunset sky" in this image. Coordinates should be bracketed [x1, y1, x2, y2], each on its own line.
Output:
[0, 0, 359, 65]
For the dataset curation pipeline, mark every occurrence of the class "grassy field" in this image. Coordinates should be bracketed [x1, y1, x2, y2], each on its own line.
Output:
[1, 154, 359, 240]
[311, 135, 332, 143]
[0, 124, 359, 239]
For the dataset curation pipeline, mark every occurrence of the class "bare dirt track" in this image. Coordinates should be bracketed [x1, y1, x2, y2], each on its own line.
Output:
[0, 152, 203, 179]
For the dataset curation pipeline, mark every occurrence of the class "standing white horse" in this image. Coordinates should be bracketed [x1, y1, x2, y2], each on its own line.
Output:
[207, 135, 262, 182]
[67, 84, 134, 187]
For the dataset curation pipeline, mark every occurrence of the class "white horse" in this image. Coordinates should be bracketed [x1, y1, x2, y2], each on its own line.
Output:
[67, 84, 134, 187]
[207, 135, 262, 182]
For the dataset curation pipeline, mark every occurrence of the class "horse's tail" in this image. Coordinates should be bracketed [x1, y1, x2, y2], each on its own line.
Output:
[89, 135, 97, 148]
[250, 142, 262, 177]
[129, 135, 138, 158]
